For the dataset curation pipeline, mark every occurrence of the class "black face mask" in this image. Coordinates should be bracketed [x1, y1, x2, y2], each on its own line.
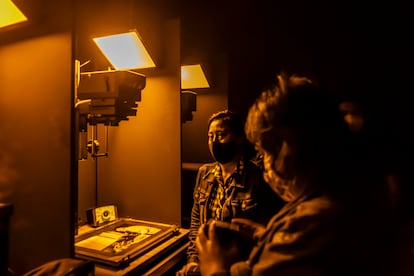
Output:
[211, 141, 238, 164]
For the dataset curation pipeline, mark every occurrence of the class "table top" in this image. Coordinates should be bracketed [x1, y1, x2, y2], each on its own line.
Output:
[86, 225, 189, 275]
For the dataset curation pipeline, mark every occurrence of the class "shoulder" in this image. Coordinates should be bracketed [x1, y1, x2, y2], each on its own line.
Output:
[276, 196, 340, 234]
[195, 163, 218, 186]
[286, 196, 342, 228]
[199, 162, 216, 169]
[294, 196, 339, 217]
[197, 162, 217, 174]
[269, 196, 341, 244]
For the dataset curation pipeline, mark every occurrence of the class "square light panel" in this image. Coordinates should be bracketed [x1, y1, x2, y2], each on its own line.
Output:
[181, 64, 210, 89]
[93, 31, 155, 70]
[0, 0, 28, 28]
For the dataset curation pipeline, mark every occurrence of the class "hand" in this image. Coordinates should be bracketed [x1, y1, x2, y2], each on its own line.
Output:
[195, 221, 240, 275]
[231, 218, 266, 241]
[176, 262, 199, 276]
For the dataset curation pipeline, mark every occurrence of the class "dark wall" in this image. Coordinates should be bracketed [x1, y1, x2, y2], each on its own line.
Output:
[179, 1, 413, 226]
[223, 0, 411, 169]
[180, 0, 412, 158]
[225, 1, 411, 113]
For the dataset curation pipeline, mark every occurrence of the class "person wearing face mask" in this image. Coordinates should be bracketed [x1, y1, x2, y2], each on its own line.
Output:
[176, 110, 284, 276]
[195, 73, 400, 276]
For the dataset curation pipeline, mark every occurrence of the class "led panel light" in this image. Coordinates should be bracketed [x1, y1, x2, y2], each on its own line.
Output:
[93, 31, 155, 70]
[181, 64, 210, 89]
[0, 0, 28, 28]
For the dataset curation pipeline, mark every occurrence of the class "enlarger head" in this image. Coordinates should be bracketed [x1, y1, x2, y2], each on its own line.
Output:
[77, 70, 146, 125]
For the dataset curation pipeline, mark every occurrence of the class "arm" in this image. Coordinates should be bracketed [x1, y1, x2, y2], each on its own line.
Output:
[246, 198, 339, 275]
[197, 197, 340, 276]
[186, 166, 205, 264]
[177, 167, 206, 275]
[231, 218, 266, 241]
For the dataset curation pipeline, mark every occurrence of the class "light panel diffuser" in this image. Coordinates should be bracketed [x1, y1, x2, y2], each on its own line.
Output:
[0, 0, 28, 28]
[181, 64, 210, 89]
[93, 31, 155, 70]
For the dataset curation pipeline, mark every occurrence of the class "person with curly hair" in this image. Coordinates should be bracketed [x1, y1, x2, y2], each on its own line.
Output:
[196, 73, 398, 276]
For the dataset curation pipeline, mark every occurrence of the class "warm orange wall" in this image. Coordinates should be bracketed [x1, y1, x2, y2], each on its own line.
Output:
[0, 32, 73, 274]
[78, 19, 182, 226]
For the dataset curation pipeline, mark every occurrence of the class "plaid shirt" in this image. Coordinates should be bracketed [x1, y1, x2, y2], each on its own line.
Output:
[209, 161, 244, 221]
[187, 158, 284, 264]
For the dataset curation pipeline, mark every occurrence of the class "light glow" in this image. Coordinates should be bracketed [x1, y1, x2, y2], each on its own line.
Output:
[93, 31, 155, 70]
[0, 0, 28, 28]
[181, 64, 210, 89]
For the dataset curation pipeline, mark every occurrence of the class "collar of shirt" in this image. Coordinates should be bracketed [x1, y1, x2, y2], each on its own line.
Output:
[211, 159, 245, 188]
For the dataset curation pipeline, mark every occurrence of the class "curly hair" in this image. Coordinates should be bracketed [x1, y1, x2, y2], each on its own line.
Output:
[245, 73, 351, 194]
